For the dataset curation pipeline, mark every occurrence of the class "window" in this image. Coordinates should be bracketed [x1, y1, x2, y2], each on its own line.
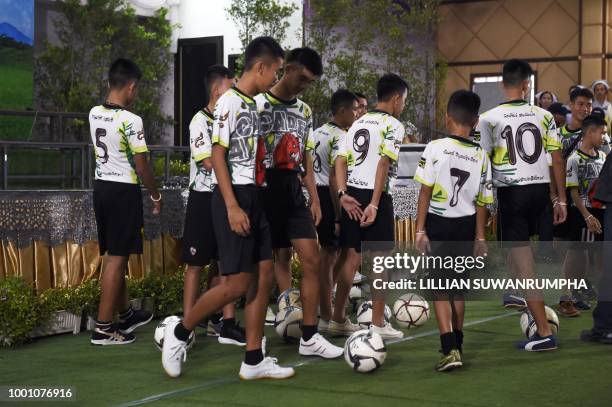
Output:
[471, 73, 536, 113]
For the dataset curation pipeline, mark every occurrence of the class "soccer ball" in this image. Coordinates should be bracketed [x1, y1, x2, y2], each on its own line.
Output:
[393, 293, 430, 328]
[344, 329, 387, 373]
[349, 285, 364, 300]
[519, 306, 559, 338]
[275, 305, 303, 341]
[277, 288, 302, 311]
[355, 301, 392, 329]
[154, 316, 195, 351]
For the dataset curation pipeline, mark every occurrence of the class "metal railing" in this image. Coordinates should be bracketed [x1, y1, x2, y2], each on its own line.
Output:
[0, 110, 90, 142]
[0, 140, 190, 190]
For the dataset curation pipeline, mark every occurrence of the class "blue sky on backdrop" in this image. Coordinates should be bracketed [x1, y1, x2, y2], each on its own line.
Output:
[0, 0, 34, 39]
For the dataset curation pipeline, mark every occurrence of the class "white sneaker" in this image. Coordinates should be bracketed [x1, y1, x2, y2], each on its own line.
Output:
[371, 322, 404, 340]
[161, 319, 188, 378]
[239, 357, 295, 380]
[299, 333, 343, 359]
[317, 319, 329, 333]
[328, 318, 360, 336]
[265, 307, 275, 326]
[353, 271, 367, 284]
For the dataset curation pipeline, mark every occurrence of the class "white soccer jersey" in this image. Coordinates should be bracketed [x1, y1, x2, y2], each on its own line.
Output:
[415, 136, 493, 217]
[255, 92, 315, 173]
[476, 100, 561, 187]
[338, 110, 404, 192]
[566, 149, 607, 208]
[212, 88, 261, 185]
[312, 122, 346, 186]
[188, 109, 214, 192]
[89, 104, 148, 184]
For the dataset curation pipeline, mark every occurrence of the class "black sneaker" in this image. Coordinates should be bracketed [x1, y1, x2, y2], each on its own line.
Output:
[118, 309, 153, 334]
[582, 279, 598, 301]
[573, 299, 591, 310]
[581, 329, 612, 344]
[91, 324, 135, 345]
[218, 323, 246, 346]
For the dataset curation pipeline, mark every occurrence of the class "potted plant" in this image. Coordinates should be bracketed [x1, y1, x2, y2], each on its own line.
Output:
[0, 277, 40, 346]
[33, 286, 83, 337]
[127, 277, 144, 311]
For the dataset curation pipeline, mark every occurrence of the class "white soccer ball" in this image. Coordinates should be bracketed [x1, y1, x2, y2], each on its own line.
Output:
[344, 329, 387, 373]
[154, 315, 195, 351]
[519, 306, 559, 338]
[277, 288, 302, 311]
[349, 285, 364, 300]
[355, 300, 392, 329]
[275, 305, 303, 341]
[393, 293, 430, 328]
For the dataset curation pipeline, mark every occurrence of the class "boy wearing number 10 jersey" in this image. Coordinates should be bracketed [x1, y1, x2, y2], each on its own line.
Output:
[476, 59, 566, 352]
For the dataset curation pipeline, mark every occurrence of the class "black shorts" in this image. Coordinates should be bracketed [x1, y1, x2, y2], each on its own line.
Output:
[424, 213, 476, 295]
[93, 180, 143, 256]
[263, 170, 317, 249]
[316, 185, 338, 248]
[181, 190, 217, 267]
[497, 183, 549, 246]
[339, 186, 394, 253]
[568, 206, 605, 245]
[212, 185, 272, 275]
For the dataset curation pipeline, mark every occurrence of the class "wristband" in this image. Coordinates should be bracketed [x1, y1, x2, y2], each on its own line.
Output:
[476, 238, 486, 241]
[150, 193, 162, 202]
[338, 189, 347, 198]
[585, 214, 594, 222]
[368, 204, 378, 211]
[415, 230, 426, 235]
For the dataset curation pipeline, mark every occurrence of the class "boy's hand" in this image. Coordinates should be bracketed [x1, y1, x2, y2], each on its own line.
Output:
[474, 239, 488, 258]
[340, 194, 363, 220]
[310, 199, 322, 226]
[360, 204, 377, 227]
[415, 233, 430, 255]
[553, 203, 567, 225]
[585, 214, 602, 234]
[228, 204, 250, 236]
[152, 200, 162, 216]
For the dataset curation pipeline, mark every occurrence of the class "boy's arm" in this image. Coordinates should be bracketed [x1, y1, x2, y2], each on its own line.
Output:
[415, 185, 432, 254]
[361, 156, 390, 227]
[134, 153, 161, 215]
[301, 151, 321, 226]
[550, 150, 567, 224]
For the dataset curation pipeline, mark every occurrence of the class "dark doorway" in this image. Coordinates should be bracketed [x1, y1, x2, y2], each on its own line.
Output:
[175, 36, 223, 146]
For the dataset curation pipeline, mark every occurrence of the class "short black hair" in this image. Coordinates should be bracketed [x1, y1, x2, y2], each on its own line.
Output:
[354, 92, 367, 100]
[582, 114, 607, 132]
[502, 59, 533, 86]
[570, 86, 594, 102]
[330, 89, 358, 115]
[108, 58, 141, 89]
[376, 73, 409, 102]
[447, 90, 481, 126]
[205, 64, 234, 97]
[244, 36, 285, 71]
[286, 47, 323, 76]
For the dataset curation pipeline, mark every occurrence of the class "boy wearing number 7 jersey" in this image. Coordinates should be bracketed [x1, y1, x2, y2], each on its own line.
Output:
[414, 90, 492, 371]
[475, 59, 566, 351]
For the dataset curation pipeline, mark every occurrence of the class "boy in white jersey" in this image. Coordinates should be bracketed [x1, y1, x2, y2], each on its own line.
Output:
[312, 89, 359, 330]
[89, 59, 159, 345]
[162, 37, 294, 380]
[256, 47, 343, 358]
[415, 90, 492, 372]
[181, 65, 245, 346]
[558, 115, 608, 315]
[476, 59, 566, 351]
[332, 74, 408, 340]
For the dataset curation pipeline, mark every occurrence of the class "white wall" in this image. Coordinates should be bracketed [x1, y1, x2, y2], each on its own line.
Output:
[177, 0, 303, 66]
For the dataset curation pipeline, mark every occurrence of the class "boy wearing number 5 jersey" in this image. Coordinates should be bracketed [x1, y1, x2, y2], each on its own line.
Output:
[414, 90, 492, 372]
[476, 59, 566, 352]
[332, 74, 408, 340]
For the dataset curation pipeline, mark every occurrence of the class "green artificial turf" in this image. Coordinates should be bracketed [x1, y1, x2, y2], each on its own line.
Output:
[1, 302, 611, 406]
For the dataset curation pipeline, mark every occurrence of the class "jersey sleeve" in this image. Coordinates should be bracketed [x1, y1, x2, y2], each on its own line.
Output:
[190, 116, 211, 163]
[125, 115, 148, 154]
[474, 114, 493, 155]
[543, 111, 561, 153]
[334, 130, 348, 159]
[566, 154, 579, 188]
[476, 152, 494, 206]
[212, 95, 237, 149]
[414, 143, 436, 187]
[378, 121, 404, 162]
[305, 105, 315, 152]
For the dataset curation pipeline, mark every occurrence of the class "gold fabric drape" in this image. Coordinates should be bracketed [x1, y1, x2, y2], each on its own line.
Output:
[0, 235, 182, 292]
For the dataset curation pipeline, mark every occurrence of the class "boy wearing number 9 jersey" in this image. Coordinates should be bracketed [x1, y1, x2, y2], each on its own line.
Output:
[476, 59, 566, 351]
[414, 90, 492, 371]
